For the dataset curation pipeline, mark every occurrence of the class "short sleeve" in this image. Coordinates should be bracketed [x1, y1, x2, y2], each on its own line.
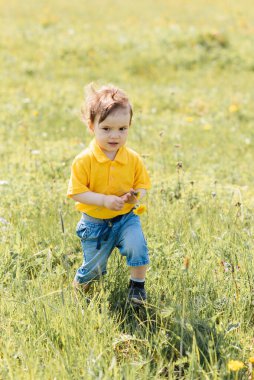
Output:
[66, 157, 90, 198]
[133, 155, 151, 190]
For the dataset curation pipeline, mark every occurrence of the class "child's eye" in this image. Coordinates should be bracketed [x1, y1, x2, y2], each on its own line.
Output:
[120, 127, 127, 131]
[102, 128, 110, 131]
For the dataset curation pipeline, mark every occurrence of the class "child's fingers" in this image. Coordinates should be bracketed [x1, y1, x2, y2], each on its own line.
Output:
[119, 192, 138, 204]
[121, 193, 131, 202]
[116, 201, 124, 210]
[130, 190, 139, 197]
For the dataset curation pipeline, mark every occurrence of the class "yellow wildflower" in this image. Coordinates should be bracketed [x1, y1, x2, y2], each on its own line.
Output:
[203, 124, 212, 131]
[229, 104, 239, 113]
[185, 116, 194, 123]
[227, 360, 244, 371]
[249, 357, 254, 363]
[133, 204, 147, 215]
[39, 8, 58, 27]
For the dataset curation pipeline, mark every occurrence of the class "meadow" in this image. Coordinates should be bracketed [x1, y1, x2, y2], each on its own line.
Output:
[1, 0, 254, 378]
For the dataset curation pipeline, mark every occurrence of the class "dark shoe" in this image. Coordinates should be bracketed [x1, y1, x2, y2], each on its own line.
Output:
[73, 280, 91, 294]
[128, 284, 147, 305]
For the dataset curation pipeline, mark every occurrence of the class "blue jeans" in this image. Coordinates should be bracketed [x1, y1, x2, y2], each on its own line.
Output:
[75, 210, 149, 284]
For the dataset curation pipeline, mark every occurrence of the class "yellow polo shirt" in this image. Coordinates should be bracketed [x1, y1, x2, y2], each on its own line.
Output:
[67, 139, 151, 218]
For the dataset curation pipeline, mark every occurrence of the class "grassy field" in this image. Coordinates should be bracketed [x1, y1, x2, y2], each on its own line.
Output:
[1, 0, 254, 378]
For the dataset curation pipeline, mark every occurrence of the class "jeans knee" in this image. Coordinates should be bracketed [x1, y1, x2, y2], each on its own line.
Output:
[122, 243, 149, 266]
[75, 267, 107, 284]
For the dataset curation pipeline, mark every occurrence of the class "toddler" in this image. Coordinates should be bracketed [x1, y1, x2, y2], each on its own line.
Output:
[67, 83, 151, 304]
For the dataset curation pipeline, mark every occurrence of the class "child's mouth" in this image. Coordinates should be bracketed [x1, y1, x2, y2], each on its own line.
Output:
[108, 142, 118, 146]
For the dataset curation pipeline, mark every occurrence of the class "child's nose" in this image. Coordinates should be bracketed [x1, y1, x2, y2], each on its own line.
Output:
[110, 130, 120, 139]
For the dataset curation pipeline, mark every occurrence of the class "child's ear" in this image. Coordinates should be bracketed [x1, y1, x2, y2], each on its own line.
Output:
[88, 122, 94, 134]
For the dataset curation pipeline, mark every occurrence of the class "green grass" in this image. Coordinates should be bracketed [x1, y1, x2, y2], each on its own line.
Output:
[1, 0, 254, 378]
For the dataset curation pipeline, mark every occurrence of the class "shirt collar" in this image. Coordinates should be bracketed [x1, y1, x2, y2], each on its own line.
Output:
[89, 139, 128, 165]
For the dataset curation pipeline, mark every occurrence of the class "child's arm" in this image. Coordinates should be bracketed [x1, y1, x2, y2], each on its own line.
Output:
[71, 191, 125, 211]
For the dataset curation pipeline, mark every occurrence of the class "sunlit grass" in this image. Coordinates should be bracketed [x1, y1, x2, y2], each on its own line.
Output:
[1, 0, 254, 378]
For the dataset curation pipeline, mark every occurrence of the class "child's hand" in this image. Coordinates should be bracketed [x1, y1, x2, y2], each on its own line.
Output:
[121, 189, 139, 204]
[103, 195, 125, 211]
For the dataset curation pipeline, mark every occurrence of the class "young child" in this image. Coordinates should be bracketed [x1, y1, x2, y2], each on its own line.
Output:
[67, 83, 151, 304]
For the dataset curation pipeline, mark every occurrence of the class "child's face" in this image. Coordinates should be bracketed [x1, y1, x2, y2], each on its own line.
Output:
[91, 106, 130, 157]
